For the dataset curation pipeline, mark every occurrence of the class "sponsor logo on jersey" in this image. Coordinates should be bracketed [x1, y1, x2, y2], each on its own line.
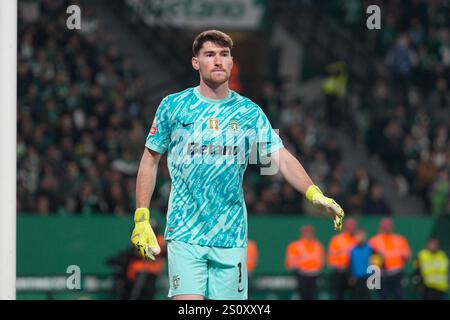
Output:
[187, 142, 240, 156]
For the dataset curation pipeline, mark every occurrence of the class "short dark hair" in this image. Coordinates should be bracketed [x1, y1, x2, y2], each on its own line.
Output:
[192, 30, 233, 56]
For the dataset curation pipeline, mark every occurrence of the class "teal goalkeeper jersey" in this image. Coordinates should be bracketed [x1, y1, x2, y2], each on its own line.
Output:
[145, 86, 283, 248]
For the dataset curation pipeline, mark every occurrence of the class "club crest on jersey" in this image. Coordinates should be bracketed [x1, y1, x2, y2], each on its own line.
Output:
[150, 119, 157, 135]
[228, 120, 240, 132]
[209, 118, 219, 131]
[172, 275, 180, 290]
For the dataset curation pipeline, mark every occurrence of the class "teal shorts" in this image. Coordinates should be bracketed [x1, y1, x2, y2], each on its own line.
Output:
[167, 240, 248, 300]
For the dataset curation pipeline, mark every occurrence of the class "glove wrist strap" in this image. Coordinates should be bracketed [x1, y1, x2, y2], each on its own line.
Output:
[134, 208, 150, 222]
[306, 185, 322, 203]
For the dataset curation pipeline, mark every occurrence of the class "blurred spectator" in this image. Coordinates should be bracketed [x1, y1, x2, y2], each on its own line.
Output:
[36, 195, 51, 216]
[430, 169, 449, 216]
[347, 167, 373, 214]
[280, 184, 301, 214]
[348, 229, 373, 300]
[126, 231, 166, 299]
[327, 218, 358, 299]
[414, 238, 449, 300]
[322, 61, 348, 127]
[107, 219, 166, 300]
[285, 225, 325, 300]
[76, 181, 107, 215]
[364, 184, 392, 215]
[369, 218, 411, 300]
[386, 33, 418, 94]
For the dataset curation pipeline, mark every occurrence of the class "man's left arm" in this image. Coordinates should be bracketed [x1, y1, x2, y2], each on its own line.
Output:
[271, 147, 345, 231]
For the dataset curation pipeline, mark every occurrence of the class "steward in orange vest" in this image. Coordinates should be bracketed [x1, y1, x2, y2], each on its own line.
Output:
[327, 218, 358, 299]
[247, 240, 259, 275]
[246, 239, 259, 299]
[127, 234, 166, 280]
[369, 218, 411, 300]
[285, 225, 325, 300]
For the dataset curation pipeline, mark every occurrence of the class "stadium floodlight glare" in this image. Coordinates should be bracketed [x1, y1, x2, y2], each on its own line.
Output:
[0, 0, 17, 300]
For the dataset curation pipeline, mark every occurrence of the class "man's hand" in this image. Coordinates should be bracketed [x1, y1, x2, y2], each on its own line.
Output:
[131, 208, 161, 261]
[306, 185, 345, 231]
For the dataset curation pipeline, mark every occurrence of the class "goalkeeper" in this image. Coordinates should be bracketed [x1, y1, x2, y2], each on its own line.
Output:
[131, 30, 344, 300]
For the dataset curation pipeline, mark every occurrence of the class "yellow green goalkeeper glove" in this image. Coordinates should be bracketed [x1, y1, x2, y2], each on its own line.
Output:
[130, 208, 161, 261]
[306, 185, 345, 231]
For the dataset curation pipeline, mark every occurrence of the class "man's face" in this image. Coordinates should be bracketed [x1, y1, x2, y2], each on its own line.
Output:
[427, 239, 439, 252]
[344, 218, 357, 234]
[192, 41, 233, 86]
[380, 218, 393, 233]
[355, 231, 367, 244]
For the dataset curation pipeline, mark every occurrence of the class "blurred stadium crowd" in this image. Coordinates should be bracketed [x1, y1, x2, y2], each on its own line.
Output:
[17, 0, 448, 217]
[18, 0, 149, 215]
[323, 0, 450, 214]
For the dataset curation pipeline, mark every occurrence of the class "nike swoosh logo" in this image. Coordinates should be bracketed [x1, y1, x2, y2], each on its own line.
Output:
[182, 122, 194, 127]
[238, 287, 244, 293]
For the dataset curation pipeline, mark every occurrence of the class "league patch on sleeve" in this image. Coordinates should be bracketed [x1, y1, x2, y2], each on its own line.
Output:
[149, 119, 157, 135]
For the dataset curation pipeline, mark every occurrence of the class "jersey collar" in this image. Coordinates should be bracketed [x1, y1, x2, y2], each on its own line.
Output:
[194, 86, 234, 104]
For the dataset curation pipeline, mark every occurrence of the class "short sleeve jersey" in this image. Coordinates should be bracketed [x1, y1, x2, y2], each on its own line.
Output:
[146, 87, 283, 247]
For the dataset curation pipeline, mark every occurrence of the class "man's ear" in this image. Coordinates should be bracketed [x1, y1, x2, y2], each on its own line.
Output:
[192, 57, 199, 71]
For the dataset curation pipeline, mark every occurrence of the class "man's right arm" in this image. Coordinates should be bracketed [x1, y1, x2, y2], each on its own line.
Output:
[131, 148, 162, 261]
[136, 148, 162, 208]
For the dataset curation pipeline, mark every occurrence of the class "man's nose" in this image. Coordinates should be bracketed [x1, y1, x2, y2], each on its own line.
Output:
[214, 55, 222, 65]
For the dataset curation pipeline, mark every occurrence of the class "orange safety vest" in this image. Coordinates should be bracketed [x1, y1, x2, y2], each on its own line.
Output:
[247, 240, 259, 274]
[127, 235, 166, 280]
[327, 232, 357, 270]
[369, 233, 411, 271]
[285, 239, 324, 274]
[126, 258, 165, 280]
[229, 61, 242, 93]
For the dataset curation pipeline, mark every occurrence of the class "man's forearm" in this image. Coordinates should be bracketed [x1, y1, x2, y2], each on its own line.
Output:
[275, 148, 314, 195]
[274, 148, 345, 230]
[136, 149, 160, 209]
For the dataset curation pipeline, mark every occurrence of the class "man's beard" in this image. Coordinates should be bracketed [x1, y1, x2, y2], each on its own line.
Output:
[203, 73, 229, 87]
